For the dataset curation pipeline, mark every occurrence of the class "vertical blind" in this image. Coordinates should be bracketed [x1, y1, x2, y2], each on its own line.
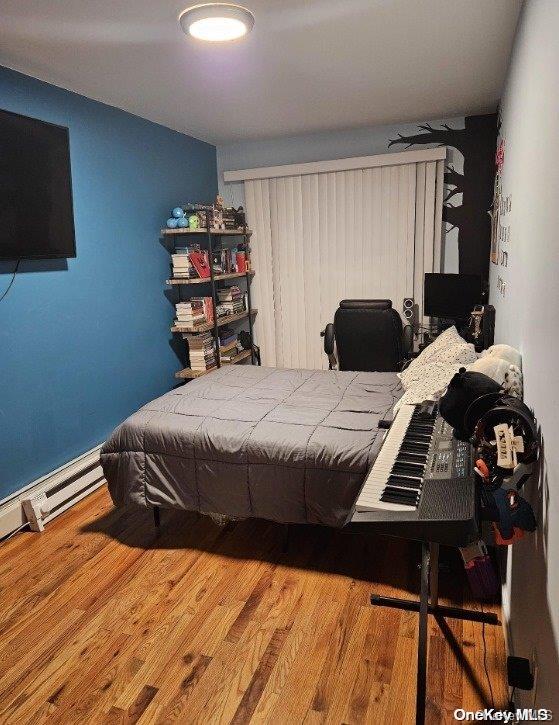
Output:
[243, 152, 445, 369]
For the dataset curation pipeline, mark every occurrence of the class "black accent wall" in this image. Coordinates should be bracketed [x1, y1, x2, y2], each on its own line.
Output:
[389, 114, 498, 281]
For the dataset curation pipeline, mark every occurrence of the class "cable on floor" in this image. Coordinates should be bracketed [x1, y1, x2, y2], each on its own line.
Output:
[480, 601, 495, 709]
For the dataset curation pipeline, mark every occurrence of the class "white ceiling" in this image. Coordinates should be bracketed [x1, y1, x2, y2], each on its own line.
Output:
[0, 0, 522, 144]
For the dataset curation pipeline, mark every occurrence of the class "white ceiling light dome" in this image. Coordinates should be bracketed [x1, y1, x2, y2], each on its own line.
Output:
[179, 3, 255, 42]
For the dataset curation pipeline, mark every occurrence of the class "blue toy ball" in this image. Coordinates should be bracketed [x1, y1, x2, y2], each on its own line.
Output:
[166, 217, 179, 229]
[177, 217, 189, 228]
[172, 207, 185, 218]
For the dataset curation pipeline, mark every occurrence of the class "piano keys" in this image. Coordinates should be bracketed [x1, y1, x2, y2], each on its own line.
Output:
[356, 404, 437, 512]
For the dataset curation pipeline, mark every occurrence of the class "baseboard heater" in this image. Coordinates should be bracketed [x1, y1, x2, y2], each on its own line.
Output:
[0, 445, 105, 537]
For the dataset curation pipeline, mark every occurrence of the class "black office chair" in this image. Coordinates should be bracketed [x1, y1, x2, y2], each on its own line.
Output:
[321, 299, 413, 372]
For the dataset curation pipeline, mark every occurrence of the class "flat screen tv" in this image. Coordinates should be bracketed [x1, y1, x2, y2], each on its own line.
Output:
[0, 108, 76, 259]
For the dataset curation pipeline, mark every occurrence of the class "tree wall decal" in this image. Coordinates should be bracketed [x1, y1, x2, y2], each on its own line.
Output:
[388, 114, 497, 280]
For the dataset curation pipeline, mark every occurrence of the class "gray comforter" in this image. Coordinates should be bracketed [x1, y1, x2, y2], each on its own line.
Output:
[101, 366, 402, 527]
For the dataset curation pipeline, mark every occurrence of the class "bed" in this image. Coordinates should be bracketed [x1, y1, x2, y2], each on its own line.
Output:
[101, 365, 402, 527]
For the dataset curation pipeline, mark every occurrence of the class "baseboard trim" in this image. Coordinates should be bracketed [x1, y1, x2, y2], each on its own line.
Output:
[0, 445, 105, 539]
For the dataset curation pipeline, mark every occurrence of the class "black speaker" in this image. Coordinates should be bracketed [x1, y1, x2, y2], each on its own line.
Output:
[402, 298, 415, 323]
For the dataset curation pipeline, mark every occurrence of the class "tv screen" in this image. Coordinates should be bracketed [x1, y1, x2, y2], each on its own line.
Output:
[0, 108, 76, 260]
[424, 273, 482, 319]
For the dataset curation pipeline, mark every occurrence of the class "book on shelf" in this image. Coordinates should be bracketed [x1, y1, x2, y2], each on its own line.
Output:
[217, 285, 242, 302]
[220, 352, 238, 363]
[212, 248, 238, 275]
[218, 326, 237, 348]
[175, 299, 206, 326]
[184, 331, 216, 370]
[172, 267, 195, 280]
[219, 301, 244, 312]
[219, 341, 241, 361]
[176, 300, 203, 311]
[219, 329, 236, 343]
[220, 344, 238, 354]
[191, 296, 214, 324]
[220, 303, 245, 316]
[182, 331, 212, 346]
[188, 251, 211, 279]
[217, 286, 245, 315]
[175, 319, 206, 328]
[235, 251, 247, 273]
[188, 358, 216, 372]
[170, 245, 250, 281]
[172, 248, 200, 279]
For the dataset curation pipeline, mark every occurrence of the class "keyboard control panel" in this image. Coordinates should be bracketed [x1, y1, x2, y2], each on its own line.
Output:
[427, 418, 472, 480]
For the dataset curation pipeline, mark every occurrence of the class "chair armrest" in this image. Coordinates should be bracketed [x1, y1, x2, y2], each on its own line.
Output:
[321, 324, 338, 369]
[402, 324, 414, 359]
[321, 323, 335, 355]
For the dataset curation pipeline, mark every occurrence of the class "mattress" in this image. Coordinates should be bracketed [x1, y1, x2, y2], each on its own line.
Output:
[100, 366, 403, 527]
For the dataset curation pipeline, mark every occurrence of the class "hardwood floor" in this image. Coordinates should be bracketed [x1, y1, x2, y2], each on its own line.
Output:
[0, 487, 507, 724]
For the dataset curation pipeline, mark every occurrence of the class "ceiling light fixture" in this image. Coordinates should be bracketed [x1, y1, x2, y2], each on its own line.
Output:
[179, 3, 254, 42]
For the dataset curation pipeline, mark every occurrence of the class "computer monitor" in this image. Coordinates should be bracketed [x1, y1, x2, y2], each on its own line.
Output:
[424, 273, 482, 320]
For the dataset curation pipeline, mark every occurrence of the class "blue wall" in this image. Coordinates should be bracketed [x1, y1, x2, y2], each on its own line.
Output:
[0, 66, 217, 498]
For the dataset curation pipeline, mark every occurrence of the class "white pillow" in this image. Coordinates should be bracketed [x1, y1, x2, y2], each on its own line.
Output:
[399, 330, 477, 390]
[413, 325, 463, 363]
[467, 357, 523, 398]
[481, 344, 522, 368]
[395, 361, 462, 411]
[399, 326, 463, 387]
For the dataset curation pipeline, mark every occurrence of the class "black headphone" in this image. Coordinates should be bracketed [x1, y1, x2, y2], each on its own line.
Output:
[466, 393, 539, 467]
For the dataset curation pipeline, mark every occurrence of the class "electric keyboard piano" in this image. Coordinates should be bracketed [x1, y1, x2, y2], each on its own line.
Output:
[349, 403, 498, 725]
[350, 403, 479, 547]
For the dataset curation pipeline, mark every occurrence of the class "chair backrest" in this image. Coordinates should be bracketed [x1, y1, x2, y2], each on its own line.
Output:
[333, 299, 404, 372]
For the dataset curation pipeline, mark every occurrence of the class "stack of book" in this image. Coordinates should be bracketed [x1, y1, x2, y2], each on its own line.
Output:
[191, 296, 214, 325]
[220, 346, 240, 363]
[218, 327, 239, 363]
[171, 245, 211, 280]
[175, 300, 206, 328]
[217, 286, 245, 316]
[172, 247, 195, 279]
[184, 332, 216, 372]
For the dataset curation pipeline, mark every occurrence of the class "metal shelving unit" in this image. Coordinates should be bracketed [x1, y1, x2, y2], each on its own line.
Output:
[165, 212, 258, 379]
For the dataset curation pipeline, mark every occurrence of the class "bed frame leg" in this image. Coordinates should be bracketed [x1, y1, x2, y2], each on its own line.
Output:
[153, 507, 160, 529]
[281, 524, 290, 554]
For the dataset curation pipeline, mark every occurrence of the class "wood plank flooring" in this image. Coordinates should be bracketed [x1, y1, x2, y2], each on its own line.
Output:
[0, 487, 507, 724]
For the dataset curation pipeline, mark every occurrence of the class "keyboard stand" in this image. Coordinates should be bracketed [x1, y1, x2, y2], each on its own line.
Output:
[370, 542, 500, 725]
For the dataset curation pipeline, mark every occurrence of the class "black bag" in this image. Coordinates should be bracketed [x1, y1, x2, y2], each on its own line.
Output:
[239, 330, 261, 365]
[439, 368, 502, 440]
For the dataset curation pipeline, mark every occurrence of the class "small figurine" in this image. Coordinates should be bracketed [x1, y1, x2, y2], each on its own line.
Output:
[212, 208, 225, 230]
[234, 206, 246, 228]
